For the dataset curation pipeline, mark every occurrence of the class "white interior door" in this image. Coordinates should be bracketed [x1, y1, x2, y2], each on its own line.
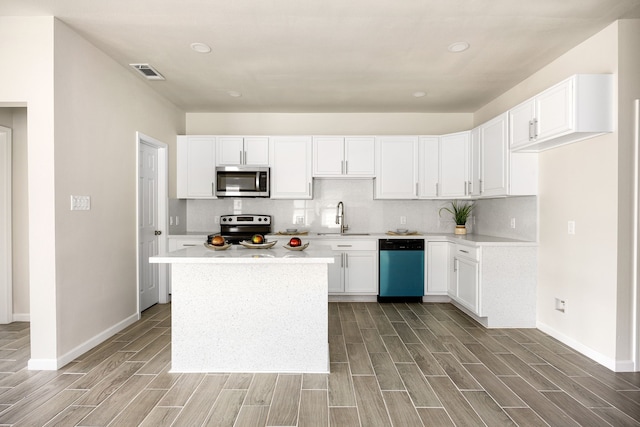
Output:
[0, 126, 12, 324]
[139, 141, 160, 311]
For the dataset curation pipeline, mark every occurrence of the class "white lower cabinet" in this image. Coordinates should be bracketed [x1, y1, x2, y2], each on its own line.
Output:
[452, 244, 481, 315]
[168, 237, 205, 251]
[324, 240, 378, 295]
[426, 241, 452, 295]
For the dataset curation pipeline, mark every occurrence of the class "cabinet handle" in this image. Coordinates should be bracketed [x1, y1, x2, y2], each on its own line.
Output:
[460, 249, 469, 253]
[436, 183, 439, 196]
[479, 179, 483, 194]
[464, 181, 468, 196]
[345, 160, 348, 174]
[337, 245, 353, 247]
[454, 258, 458, 272]
[533, 118, 539, 139]
[528, 120, 534, 141]
[340, 253, 344, 267]
[416, 182, 419, 197]
[469, 180, 473, 194]
[239, 150, 243, 164]
[212, 182, 215, 196]
[308, 182, 311, 195]
[183, 244, 196, 247]
[345, 253, 349, 268]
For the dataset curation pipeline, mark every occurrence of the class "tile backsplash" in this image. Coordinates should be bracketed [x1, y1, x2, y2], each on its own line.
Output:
[171, 179, 537, 241]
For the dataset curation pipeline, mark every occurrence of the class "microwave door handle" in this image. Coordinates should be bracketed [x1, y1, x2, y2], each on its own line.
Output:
[256, 173, 260, 191]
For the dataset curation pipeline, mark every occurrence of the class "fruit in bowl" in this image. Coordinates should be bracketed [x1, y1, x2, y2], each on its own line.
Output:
[288, 237, 302, 247]
[251, 234, 265, 244]
[210, 235, 226, 246]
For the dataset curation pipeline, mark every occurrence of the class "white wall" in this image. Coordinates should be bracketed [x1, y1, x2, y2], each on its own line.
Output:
[0, 16, 58, 366]
[475, 21, 637, 370]
[0, 108, 29, 319]
[52, 20, 184, 363]
[186, 112, 473, 136]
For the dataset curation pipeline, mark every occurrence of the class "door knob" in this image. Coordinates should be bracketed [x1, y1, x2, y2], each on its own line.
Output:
[155, 230, 162, 235]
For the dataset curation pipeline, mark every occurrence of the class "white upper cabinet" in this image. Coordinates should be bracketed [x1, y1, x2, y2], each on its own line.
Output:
[217, 136, 269, 166]
[269, 136, 312, 199]
[177, 136, 216, 199]
[509, 74, 613, 152]
[375, 136, 419, 199]
[418, 137, 439, 198]
[478, 113, 509, 197]
[473, 113, 538, 198]
[439, 131, 470, 198]
[313, 136, 375, 177]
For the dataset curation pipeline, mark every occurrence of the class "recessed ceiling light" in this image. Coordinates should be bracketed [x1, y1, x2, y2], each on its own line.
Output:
[227, 91, 242, 98]
[190, 42, 211, 54]
[413, 91, 427, 98]
[448, 42, 470, 53]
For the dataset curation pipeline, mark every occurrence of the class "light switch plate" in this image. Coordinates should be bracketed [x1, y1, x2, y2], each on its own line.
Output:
[70, 195, 91, 211]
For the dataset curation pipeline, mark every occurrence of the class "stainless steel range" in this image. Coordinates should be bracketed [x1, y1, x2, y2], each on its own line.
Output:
[210, 214, 272, 244]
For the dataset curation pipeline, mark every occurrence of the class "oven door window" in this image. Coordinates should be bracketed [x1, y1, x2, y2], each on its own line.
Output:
[218, 172, 257, 192]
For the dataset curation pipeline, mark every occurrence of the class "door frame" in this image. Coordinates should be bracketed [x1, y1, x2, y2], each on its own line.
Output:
[136, 132, 169, 312]
[0, 126, 11, 324]
[633, 100, 640, 371]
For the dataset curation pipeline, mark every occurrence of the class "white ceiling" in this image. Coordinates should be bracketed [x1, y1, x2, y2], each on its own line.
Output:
[2, 0, 640, 113]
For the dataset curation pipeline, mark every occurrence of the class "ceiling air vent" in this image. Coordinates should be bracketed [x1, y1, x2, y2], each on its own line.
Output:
[129, 63, 165, 80]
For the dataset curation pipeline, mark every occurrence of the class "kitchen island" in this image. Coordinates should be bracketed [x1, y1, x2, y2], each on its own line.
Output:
[150, 244, 334, 373]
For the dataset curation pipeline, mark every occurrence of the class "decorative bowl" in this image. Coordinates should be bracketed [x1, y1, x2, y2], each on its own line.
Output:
[204, 242, 231, 251]
[239, 240, 277, 249]
[283, 242, 309, 251]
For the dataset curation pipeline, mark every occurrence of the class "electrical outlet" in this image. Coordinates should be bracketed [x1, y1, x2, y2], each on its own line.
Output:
[296, 216, 304, 225]
[568, 220, 576, 235]
[70, 195, 91, 211]
[170, 216, 174, 226]
[400, 216, 407, 225]
[555, 298, 566, 313]
[214, 216, 220, 224]
[510, 218, 516, 229]
[233, 199, 242, 211]
[176, 216, 179, 226]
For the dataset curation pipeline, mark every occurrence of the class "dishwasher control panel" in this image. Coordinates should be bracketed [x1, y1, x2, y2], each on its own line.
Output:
[379, 239, 425, 250]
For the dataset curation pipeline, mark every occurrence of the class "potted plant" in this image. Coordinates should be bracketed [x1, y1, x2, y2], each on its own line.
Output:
[439, 200, 474, 235]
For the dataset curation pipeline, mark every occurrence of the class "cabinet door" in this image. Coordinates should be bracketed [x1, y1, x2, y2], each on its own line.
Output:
[509, 99, 535, 148]
[536, 78, 574, 141]
[439, 132, 469, 198]
[243, 137, 270, 166]
[269, 136, 312, 199]
[375, 136, 419, 199]
[344, 251, 377, 293]
[313, 137, 344, 176]
[344, 137, 375, 177]
[216, 137, 244, 165]
[426, 241, 451, 294]
[479, 113, 508, 197]
[419, 136, 439, 198]
[177, 136, 216, 199]
[469, 128, 481, 197]
[327, 253, 344, 293]
[456, 257, 479, 314]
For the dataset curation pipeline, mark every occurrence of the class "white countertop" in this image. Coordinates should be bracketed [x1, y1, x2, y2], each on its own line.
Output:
[151, 243, 336, 264]
[169, 231, 536, 247]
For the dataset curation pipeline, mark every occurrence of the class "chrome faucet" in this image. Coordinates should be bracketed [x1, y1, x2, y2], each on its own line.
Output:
[336, 201, 349, 233]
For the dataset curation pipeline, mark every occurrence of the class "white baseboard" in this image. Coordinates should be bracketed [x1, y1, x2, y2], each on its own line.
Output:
[422, 295, 451, 303]
[536, 321, 634, 372]
[28, 312, 140, 371]
[13, 313, 30, 322]
[328, 295, 377, 302]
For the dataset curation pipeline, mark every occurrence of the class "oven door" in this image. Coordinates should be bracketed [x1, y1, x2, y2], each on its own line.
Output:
[216, 167, 269, 197]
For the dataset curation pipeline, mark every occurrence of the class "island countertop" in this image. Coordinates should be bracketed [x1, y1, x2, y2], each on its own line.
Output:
[150, 244, 336, 264]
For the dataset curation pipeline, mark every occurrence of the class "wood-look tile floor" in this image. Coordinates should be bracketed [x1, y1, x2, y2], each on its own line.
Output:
[0, 302, 639, 426]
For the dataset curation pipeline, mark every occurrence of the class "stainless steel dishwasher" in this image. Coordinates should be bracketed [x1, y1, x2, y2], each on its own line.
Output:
[378, 239, 425, 302]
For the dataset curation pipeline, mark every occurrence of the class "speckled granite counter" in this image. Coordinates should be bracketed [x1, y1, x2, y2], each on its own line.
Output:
[150, 245, 334, 373]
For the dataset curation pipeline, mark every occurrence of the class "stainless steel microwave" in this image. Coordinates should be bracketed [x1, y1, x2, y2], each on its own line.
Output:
[215, 166, 270, 197]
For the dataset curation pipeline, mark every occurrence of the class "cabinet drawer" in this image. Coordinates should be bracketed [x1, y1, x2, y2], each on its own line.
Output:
[321, 240, 377, 251]
[454, 244, 479, 260]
